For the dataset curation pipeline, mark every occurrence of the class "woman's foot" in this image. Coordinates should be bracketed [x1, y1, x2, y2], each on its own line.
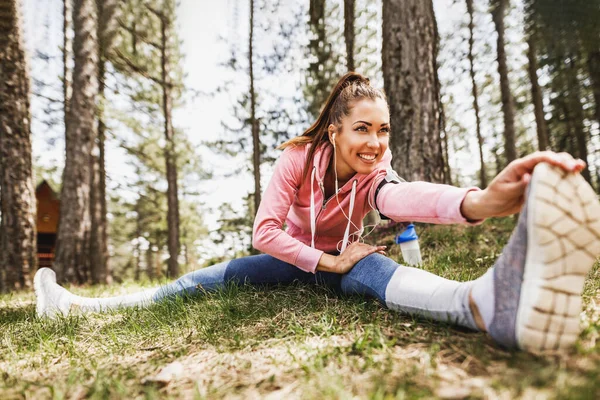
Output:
[472, 162, 600, 351]
[34, 268, 74, 318]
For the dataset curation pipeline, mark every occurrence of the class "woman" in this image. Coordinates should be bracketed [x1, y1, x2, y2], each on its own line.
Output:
[35, 72, 599, 352]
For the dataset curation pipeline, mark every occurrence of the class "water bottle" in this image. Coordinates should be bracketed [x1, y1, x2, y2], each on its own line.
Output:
[395, 223, 422, 266]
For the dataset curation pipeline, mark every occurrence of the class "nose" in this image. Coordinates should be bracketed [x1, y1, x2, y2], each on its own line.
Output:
[366, 134, 379, 149]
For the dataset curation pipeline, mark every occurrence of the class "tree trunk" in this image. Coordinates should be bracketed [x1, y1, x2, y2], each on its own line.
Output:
[466, 0, 487, 188]
[146, 241, 155, 280]
[89, 0, 120, 284]
[589, 51, 600, 126]
[307, 0, 332, 119]
[63, 0, 72, 134]
[159, 13, 180, 278]
[249, 0, 261, 217]
[382, 0, 445, 182]
[53, 0, 98, 283]
[0, 0, 37, 292]
[527, 36, 550, 151]
[344, 0, 355, 72]
[491, 0, 517, 163]
[565, 57, 591, 184]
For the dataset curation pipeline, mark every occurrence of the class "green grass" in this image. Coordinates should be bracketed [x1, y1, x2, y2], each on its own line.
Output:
[1, 219, 599, 399]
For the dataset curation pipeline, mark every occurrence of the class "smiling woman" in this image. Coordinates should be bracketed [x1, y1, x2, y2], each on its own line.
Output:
[35, 72, 600, 354]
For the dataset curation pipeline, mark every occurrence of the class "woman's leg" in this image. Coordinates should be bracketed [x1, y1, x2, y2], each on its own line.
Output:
[35, 254, 341, 318]
[343, 162, 600, 352]
[340, 253, 479, 331]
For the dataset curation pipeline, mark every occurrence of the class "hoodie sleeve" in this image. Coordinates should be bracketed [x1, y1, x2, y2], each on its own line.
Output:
[372, 178, 485, 225]
[252, 147, 324, 273]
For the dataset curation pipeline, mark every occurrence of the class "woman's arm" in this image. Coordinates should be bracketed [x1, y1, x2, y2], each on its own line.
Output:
[460, 151, 586, 219]
[252, 147, 325, 273]
[374, 180, 484, 225]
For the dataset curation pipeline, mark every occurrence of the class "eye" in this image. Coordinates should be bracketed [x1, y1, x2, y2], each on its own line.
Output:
[355, 125, 368, 132]
[379, 127, 390, 135]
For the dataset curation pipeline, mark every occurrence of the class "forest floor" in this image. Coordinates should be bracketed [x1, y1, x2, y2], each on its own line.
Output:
[1, 218, 599, 399]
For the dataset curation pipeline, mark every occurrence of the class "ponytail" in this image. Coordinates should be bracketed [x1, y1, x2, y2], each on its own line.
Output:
[279, 72, 386, 181]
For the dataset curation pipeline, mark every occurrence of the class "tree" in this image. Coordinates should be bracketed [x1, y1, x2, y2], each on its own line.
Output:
[112, 0, 183, 278]
[249, 0, 261, 217]
[53, 0, 98, 283]
[491, 0, 517, 164]
[305, 0, 341, 119]
[0, 0, 38, 291]
[524, 0, 598, 184]
[466, 0, 487, 187]
[382, 0, 446, 183]
[344, 0, 355, 72]
[89, 0, 121, 284]
[526, 35, 550, 151]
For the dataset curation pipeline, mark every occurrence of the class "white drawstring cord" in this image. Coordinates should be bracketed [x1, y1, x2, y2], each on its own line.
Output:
[340, 180, 357, 253]
[310, 166, 316, 248]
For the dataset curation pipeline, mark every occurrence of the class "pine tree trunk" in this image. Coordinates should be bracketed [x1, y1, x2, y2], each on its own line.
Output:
[249, 0, 261, 217]
[527, 36, 550, 151]
[0, 0, 37, 292]
[54, 0, 98, 283]
[344, 0, 355, 72]
[159, 14, 180, 278]
[63, 0, 72, 134]
[382, 0, 445, 182]
[589, 51, 600, 127]
[89, 0, 120, 284]
[565, 58, 591, 184]
[491, 0, 517, 163]
[308, 0, 330, 119]
[146, 242, 154, 280]
[466, 0, 487, 188]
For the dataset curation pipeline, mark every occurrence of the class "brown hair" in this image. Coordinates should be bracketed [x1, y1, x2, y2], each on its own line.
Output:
[279, 72, 387, 180]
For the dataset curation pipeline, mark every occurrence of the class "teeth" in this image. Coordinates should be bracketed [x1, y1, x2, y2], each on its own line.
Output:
[358, 154, 376, 161]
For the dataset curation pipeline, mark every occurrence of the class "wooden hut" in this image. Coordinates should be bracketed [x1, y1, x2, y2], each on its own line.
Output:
[36, 181, 60, 268]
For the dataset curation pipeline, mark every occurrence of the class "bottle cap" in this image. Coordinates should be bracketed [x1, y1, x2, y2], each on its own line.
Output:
[395, 223, 418, 244]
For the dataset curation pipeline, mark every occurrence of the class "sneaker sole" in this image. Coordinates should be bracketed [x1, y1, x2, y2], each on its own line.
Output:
[33, 267, 58, 318]
[516, 162, 600, 351]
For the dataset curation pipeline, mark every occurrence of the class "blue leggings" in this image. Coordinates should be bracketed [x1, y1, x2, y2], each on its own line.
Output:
[153, 253, 397, 304]
[152, 253, 479, 331]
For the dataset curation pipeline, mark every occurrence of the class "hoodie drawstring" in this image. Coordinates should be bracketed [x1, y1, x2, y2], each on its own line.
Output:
[310, 166, 317, 248]
[310, 167, 357, 253]
[340, 180, 357, 253]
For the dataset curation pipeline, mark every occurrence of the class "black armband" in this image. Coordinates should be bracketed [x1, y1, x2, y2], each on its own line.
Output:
[374, 168, 405, 220]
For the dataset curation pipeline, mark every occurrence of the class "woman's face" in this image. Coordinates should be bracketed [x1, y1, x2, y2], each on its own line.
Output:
[329, 97, 390, 180]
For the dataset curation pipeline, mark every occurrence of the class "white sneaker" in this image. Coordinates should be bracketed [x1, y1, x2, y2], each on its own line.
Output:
[34, 268, 74, 318]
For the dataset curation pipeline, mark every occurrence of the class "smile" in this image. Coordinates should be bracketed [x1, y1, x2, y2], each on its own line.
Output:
[358, 153, 377, 161]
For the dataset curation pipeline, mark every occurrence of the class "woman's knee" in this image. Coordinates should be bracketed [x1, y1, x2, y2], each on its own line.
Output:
[339, 253, 398, 301]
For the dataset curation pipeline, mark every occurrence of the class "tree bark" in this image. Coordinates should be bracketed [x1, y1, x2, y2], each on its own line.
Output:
[344, 0, 355, 72]
[526, 36, 550, 151]
[0, 0, 37, 292]
[382, 0, 445, 182]
[89, 0, 120, 284]
[589, 51, 600, 127]
[466, 0, 487, 188]
[53, 0, 98, 283]
[249, 0, 261, 217]
[63, 0, 72, 134]
[307, 0, 332, 119]
[565, 57, 591, 184]
[159, 12, 180, 278]
[491, 0, 517, 163]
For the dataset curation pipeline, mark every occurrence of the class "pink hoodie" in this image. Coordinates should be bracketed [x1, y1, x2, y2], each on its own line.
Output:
[252, 143, 483, 273]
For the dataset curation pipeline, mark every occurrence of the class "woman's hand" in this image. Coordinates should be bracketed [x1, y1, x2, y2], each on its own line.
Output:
[317, 242, 387, 274]
[461, 151, 586, 220]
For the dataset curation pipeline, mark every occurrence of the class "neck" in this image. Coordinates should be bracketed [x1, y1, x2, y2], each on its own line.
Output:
[327, 149, 354, 187]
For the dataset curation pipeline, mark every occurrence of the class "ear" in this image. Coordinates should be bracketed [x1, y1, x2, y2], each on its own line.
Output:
[328, 124, 337, 143]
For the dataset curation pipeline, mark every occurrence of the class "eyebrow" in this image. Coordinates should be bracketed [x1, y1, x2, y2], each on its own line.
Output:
[353, 120, 390, 126]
